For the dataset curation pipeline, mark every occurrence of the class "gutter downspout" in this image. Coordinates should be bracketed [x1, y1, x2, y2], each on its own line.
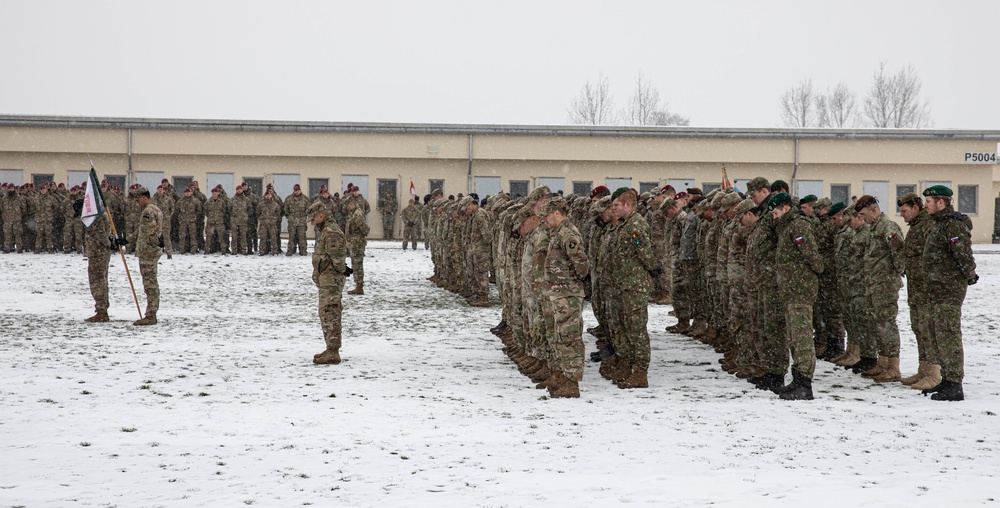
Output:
[789, 137, 799, 193]
[127, 128, 133, 187]
[467, 134, 473, 194]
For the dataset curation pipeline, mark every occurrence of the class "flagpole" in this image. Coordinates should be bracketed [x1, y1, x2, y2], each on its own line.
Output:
[88, 156, 143, 319]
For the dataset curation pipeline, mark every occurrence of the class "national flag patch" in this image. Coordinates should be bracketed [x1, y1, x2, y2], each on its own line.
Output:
[886, 233, 897, 242]
[794, 236, 804, 244]
[950, 237, 960, 244]
[632, 231, 642, 247]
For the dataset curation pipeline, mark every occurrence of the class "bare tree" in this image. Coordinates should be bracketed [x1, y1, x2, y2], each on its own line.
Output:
[622, 72, 689, 126]
[567, 72, 617, 125]
[863, 62, 932, 128]
[779, 78, 816, 127]
[825, 82, 858, 128]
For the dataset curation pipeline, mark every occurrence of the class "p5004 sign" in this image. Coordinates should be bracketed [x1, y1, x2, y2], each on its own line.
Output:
[963, 152, 998, 163]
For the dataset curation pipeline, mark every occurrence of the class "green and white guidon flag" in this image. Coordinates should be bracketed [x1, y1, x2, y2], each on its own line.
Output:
[81, 168, 107, 228]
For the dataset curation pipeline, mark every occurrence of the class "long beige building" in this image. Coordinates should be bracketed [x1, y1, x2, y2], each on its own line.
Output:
[1, 115, 998, 242]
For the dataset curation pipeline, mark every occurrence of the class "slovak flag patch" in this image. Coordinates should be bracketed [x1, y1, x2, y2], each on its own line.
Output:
[794, 236, 805, 244]
[950, 237, 960, 244]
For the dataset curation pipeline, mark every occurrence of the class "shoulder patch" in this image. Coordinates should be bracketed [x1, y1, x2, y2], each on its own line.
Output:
[632, 231, 642, 247]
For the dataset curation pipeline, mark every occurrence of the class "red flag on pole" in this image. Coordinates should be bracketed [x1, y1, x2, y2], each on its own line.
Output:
[409, 180, 416, 198]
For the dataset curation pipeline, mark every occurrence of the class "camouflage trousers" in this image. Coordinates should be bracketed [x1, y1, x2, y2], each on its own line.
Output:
[35, 223, 54, 253]
[318, 277, 346, 351]
[205, 222, 229, 253]
[715, 277, 730, 331]
[841, 290, 862, 349]
[403, 224, 418, 249]
[548, 295, 585, 381]
[139, 256, 160, 317]
[868, 289, 901, 357]
[758, 286, 788, 375]
[88, 247, 112, 313]
[382, 214, 394, 239]
[525, 296, 554, 360]
[609, 292, 651, 370]
[590, 280, 609, 337]
[287, 222, 307, 255]
[467, 251, 490, 300]
[852, 294, 878, 358]
[62, 221, 82, 253]
[815, 283, 843, 345]
[160, 219, 173, 255]
[653, 247, 670, 296]
[258, 222, 279, 255]
[671, 260, 698, 321]
[929, 286, 967, 382]
[231, 223, 249, 254]
[349, 250, 365, 287]
[909, 304, 935, 364]
[180, 220, 200, 253]
[785, 303, 816, 378]
[729, 281, 757, 371]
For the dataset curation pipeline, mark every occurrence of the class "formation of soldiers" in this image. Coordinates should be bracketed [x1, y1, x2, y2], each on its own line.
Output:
[425, 178, 978, 402]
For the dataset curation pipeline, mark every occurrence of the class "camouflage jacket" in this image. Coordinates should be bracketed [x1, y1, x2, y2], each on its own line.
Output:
[1, 192, 27, 222]
[84, 212, 113, 253]
[312, 218, 347, 287]
[544, 219, 589, 297]
[256, 198, 281, 223]
[923, 207, 977, 303]
[177, 195, 202, 221]
[205, 195, 229, 225]
[524, 224, 552, 298]
[649, 205, 669, 258]
[136, 203, 163, 260]
[229, 194, 251, 225]
[677, 209, 700, 262]
[378, 196, 398, 215]
[817, 215, 838, 283]
[775, 210, 823, 304]
[834, 226, 856, 296]
[727, 221, 749, 284]
[745, 214, 776, 289]
[716, 218, 736, 283]
[844, 224, 871, 299]
[401, 204, 421, 226]
[605, 211, 657, 296]
[283, 193, 311, 222]
[34, 193, 60, 223]
[345, 208, 369, 252]
[468, 209, 491, 257]
[864, 213, 904, 295]
[902, 209, 933, 304]
[153, 192, 175, 219]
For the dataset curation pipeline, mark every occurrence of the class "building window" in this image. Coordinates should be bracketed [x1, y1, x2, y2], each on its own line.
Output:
[429, 179, 444, 195]
[509, 180, 529, 198]
[173, 176, 193, 192]
[958, 185, 978, 214]
[830, 184, 850, 205]
[639, 182, 659, 194]
[795, 180, 823, 199]
[702, 183, 722, 194]
[242, 177, 263, 197]
[895, 184, 916, 213]
[376, 178, 398, 200]
[572, 181, 592, 196]
[862, 181, 889, 210]
[32, 174, 54, 188]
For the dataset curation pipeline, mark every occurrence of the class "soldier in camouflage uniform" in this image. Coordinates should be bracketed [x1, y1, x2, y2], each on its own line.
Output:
[177, 187, 202, 254]
[83, 211, 115, 322]
[124, 184, 142, 254]
[153, 185, 175, 259]
[2, 183, 28, 253]
[309, 202, 350, 365]
[204, 185, 230, 254]
[587, 196, 615, 356]
[256, 190, 282, 255]
[769, 193, 823, 400]
[243, 182, 259, 253]
[62, 186, 85, 254]
[648, 190, 672, 305]
[727, 198, 761, 379]
[34, 183, 60, 253]
[345, 197, 370, 295]
[464, 197, 492, 306]
[835, 206, 871, 370]
[229, 185, 251, 255]
[284, 184, 310, 256]
[190, 181, 208, 252]
[378, 191, 398, 240]
[133, 185, 163, 326]
[539, 196, 590, 398]
[897, 192, 939, 389]
[920, 185, 977, 401]
[602, 188, 659, 389]
[401, 198, 421, 250]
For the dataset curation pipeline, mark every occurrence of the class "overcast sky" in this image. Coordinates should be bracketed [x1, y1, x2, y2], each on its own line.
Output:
[2, 0, 997, 129]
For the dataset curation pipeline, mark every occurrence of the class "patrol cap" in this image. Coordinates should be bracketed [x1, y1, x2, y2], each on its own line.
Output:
[897, 192, 922, 207]
[799, 194, 818, 206]
[828, 202, 848, 216]
[512, 206, 536, 230]
[306, 202, 326, 221]
[767, 192, 792, 211]
[720, 191, 742, 208]
[527, 186, 551, 202]
[734, 198, 757, 216]
[922, 185, 953, 198]
[746, 177, 770, 193]
[590, 195, 613, 216]
[541, 196, 568, 216]
[816, 197, 832, 210]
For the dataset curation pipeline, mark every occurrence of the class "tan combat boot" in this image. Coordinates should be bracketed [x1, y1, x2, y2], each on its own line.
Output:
[548, 372, 581, 398]
[861, 356, 887, 378]
[873, 357, 902, 383]
[599, 356, 620, 381]
[666, 319, 691, 334]
[829, 342, 854, 364]
[84, 311, 109, 323]
[133, 313, 157, 326]
[347, 284, 364, 295]
[833, 343, 861, 367]
[656, 293, 673, 305]
[689, 319, 708, 338]
[313, 349, 341, 365]
[469, 298, 491, 308]
[528, 363, 552, 384]
[900, 361, 927, 386]
[911, 364, 942, 390]
[617, 366, 649, 389]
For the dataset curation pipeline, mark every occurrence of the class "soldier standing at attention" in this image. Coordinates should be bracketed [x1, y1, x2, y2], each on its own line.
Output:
[308, 202, 350, 365]
[769, 192, 823, 400]
[921, 185, 977, 401]
[153, 184, 175, 259]
[229, 184, 251, 255]
[34, 183, 59, 253]
[177, 186, 202, 254]
[464, 197, 492, 307]
[133, 185, 163, 326]
[400, 197, 421, 250]
[897, 192, 938, 389]
[83, 211, 115, 322]
[284, 184, 310, 256]
[256, 189, 281, 255]
[204, 185, 230, 254]
[345, 197, 370, 295]
[378, 190, 398, 240]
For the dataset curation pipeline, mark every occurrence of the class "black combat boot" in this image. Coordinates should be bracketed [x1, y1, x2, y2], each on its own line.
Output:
[928, 379, 964, 401]
[750, 373, 785, 393]
[779, 371, 814, 401]
[849, 356, 877, 374]
[590, 346, 615, 363]
[822, 335, 845, 361]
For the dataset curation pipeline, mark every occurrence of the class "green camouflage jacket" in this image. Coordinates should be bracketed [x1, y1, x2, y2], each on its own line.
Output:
[544, 219, 589, 297]
[923, 207, 976, 303]
[775, 211, 823, 303]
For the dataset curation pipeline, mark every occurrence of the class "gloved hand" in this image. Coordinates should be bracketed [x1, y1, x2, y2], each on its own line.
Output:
[649, 268, 663, 279]
[115, 234, 128, 247]
[968, 274, 979, 286]
[580, 273, 592, 284]
[344, 266, 354, 277]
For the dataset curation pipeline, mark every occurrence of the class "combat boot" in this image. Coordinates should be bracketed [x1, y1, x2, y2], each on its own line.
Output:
[657, 293, 672, 305]
[779, 371, 814, 401]
[598, 355, 622, 381]
[132, 313, 157, 326]
[535, 372, 560, 390]
[666, 319, 691, 334]
[689, 319, 708, 338]
[930, 379, 964, 401]
[548, 372, 581, 398]
[861, 356, 887, 378]
[824, 336, 845, 361]
[528, 363, 552, 384]
[751, 372, 785, 393]
[469, 298, 491, 308]
[831, 343, 858, 365]
[873, 357, 902, 383]
[911, 364, 942, 391]
[84, 311, 109, 323]
[900, 361, 927, 386]
[849, 356, 877, 374]
[347, 284, 364, 295]
[617, 366, 649, 389]
[313, 349, 341, 365]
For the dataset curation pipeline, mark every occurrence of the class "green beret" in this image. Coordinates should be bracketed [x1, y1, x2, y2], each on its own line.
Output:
[767, 192, 792, 211]
[799, 194, 818, 205]
[541, 196, 568, 216]
[923, 185, 953, 198]
[828, 202, 847, 216]
[611, 187, 631, 201]
[746, 177, 770, 193]
[770, 180, 788, 193]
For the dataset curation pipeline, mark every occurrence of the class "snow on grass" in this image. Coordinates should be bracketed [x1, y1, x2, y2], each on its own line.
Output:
[1, 242, 998, 506]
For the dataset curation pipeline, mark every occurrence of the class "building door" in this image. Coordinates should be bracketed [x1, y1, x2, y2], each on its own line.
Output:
[509, 180, 529, 198]
[537, 177, 565, 194]
[0, 169, 23, 185]
[272, 173, 300, 233]
[207, 172, 234, 195]
[376, 178, 398, 201]
[473, 176, 501, 198]
[242, 177, 263, 197]
[308, 178, 329, 198]
[32, 174, 54, 188]
[173, 176, 193, 193]
[572, 181, 592, 196]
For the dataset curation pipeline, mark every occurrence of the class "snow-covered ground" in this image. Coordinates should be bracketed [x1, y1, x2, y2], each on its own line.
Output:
[1, 241, 999, 507]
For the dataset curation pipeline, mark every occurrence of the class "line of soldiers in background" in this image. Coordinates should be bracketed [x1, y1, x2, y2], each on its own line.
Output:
[423, 176, 977, 401]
